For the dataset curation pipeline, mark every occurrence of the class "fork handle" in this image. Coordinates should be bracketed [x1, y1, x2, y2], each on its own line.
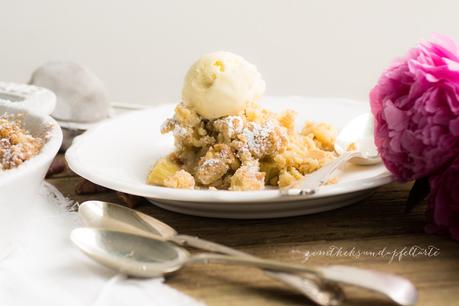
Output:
[281, 151, 360, 196]
[318, 265, 417, 306]
[174, 234, 343, 306]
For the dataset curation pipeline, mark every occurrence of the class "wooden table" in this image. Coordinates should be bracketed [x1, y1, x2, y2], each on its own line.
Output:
[48, 155, 459, 306]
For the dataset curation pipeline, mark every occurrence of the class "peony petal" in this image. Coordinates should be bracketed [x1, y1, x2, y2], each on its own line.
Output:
[446, 88, 459, 114]
[424, 125, 445, 145]
[449, 117, 459, 136]
[449, 227, 459, 240]
[425, 73, 439, 82]
[383, 102, 408, 131]
[432, 109, 453, 125]
[431, 33, 459, 59]
[451, 191, 459, 209]
[369, 86, 382, 115]
[444, 57, 459, 71]
[423, 87, 441, 113]
[400, 130, 424, 155]
[389, 136, 402, 152]
[408, 78, 430, 102]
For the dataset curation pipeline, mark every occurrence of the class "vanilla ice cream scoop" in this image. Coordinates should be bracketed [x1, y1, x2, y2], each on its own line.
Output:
[182, 51, 265, 119]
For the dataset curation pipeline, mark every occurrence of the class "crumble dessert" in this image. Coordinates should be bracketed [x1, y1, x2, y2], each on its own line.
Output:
[0, 113, 44, 170]
[147, 52, 336, 191]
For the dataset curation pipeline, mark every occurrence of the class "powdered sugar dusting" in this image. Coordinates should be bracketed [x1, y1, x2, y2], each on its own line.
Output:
[201, 158, 219, 167]
[173, 124, 189, 138]
[0, 113, 44, 170]
[160, 119, 190, 138]
[242, 120, 275, 157]
[244, 160, 260, 176]
[225, 116, 244, 137]
[160, 119, 172, 133]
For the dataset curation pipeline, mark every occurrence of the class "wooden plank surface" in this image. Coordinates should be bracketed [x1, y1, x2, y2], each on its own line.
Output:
[47, 157, 459, 306]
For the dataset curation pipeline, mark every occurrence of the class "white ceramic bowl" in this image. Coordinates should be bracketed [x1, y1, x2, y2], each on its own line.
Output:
[0, 82, 56, 116]
[0, 101, 62, 244]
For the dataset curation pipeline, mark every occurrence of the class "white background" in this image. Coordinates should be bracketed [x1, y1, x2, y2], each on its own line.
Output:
[1, 0, 458, 105]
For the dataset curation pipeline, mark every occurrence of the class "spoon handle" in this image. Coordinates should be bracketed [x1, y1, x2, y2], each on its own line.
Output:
[281, 151, 360, 196]
[189, 252, 321, 275]
[174, 235, 249, 256]
[175, 235, 343, 306]
[318, 265, 418, 306]
[190, 253, 417, 306]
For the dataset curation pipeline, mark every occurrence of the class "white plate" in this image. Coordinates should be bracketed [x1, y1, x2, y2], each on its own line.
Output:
[66, 96, 393, 219]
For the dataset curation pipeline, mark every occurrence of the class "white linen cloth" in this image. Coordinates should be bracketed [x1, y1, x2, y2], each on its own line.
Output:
[0, 182, 204, 306]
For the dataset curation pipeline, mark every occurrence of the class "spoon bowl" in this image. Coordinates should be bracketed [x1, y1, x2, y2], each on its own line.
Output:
[71, 228, 188, 277]
[334, 113, 380, 165]
[78, 200, 176, 239]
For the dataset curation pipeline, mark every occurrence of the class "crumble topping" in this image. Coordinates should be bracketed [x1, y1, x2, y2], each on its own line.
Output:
[163, 169, 195, 189]
[239, 120, 287, 159]
[147, 102, 337, 191]
[230, 160, 265, 191]
[0, 113, 44, 171]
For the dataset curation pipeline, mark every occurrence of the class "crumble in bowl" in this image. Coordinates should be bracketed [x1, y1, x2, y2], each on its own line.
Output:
[0, 113, 44, 171]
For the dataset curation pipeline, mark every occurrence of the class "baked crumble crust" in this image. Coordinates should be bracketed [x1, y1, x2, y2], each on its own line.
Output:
[0, 113, 44, 171]
[148, 102, 337, 191]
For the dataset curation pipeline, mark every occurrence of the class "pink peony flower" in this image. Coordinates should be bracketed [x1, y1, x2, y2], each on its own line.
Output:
[426, 155, 459, 240]
[370, 34, 459, 181]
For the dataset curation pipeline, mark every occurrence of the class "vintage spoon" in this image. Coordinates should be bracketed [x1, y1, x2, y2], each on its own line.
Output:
[79, 200, 343, 306]
[71, 228, 418, 306]
[281, 113, 381, 196]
